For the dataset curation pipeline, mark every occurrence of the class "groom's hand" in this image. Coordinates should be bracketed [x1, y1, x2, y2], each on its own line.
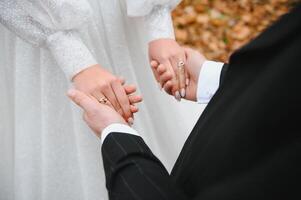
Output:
[68, 89, 126, 137]
[153, 48, 207, 101]
[67, 88, 142, 137]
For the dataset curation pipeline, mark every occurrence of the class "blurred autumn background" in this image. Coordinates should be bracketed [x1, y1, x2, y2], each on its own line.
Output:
[172, 0, 300, 62]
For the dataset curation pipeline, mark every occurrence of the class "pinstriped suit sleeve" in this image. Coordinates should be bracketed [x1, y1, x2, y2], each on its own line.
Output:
[100, 122, 301, 200]
[101, 132, 187, 200]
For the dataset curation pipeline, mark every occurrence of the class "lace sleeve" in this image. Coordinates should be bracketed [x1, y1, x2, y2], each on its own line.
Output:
[0, 0, 97, 81]
[126, 0, 181, 43]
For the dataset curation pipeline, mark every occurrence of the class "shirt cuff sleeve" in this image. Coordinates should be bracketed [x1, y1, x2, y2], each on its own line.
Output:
[46, 31, 97, 81]
[197, 61, 224, 104]
[101, 123, 140, 145]
[144, 6, 175, 43]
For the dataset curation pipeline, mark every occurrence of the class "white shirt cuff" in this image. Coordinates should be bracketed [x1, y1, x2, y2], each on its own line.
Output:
[197, 61, 224, 104]
[101, 123, 140, 144]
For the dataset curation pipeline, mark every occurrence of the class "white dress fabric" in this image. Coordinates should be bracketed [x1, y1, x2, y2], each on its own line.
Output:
[0, 0, 203, 199]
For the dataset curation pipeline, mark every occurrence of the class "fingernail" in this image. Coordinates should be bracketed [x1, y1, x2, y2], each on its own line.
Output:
[180, 88, 186, 98]
[128, 117, 134, 126]
[186, 78, 190, 86]
[175, 91, 181, 102]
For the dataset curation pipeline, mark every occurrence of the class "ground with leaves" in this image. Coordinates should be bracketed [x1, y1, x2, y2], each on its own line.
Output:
[172, 0, 299, 62]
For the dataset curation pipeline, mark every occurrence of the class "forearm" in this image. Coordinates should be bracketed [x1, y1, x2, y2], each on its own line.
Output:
[0, 0, 97, 80]
[0, 0, 51, 46]
[102, 132, 186, 200]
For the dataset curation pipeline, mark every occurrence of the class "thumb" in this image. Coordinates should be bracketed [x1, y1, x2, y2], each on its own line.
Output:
[67, 89, 98, 113]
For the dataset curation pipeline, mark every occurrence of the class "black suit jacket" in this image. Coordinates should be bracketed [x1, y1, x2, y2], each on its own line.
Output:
[101, 5, 301, 200]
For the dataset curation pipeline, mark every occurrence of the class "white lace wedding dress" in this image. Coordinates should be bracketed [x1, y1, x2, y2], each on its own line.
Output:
[0, 0, 203, 199]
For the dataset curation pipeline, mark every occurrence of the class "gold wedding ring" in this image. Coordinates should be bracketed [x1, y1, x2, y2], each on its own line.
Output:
[98, 97, 108, 104]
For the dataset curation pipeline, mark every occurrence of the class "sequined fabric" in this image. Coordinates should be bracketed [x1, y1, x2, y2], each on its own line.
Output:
[0, 0, 181, 79]
[145, 6, 176, 42]
[126, 0, 181, 42]
[0, 0, 96, 80]
[126, 0, 181, 17]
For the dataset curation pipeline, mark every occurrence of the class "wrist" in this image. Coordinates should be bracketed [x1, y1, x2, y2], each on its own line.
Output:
[101, 123, 139, 144]
[149, 38, 175, 46]
[72, 64, 101, 82]
[104, 119, 127, 130]
[94, 116, 127, 138]
[100, 120, 127, 138]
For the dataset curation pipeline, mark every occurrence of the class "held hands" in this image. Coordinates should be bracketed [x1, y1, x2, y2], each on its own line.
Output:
[152, 48, 207, 101]
[68, 47, 205, 137]
[149, 39, 188, 101]
[67, 84, 142, 137]
[72, 64, 139, 124]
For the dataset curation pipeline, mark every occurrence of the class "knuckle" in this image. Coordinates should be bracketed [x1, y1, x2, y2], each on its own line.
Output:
[75, 96, 85, 105]
[110, 77, 118, 84]
[99, 82, 110, 91]
[158, 66, 164, 73]
[163, 77, 170, 82]
[151, 62, 158, 68]
[165, 72, 172, 78]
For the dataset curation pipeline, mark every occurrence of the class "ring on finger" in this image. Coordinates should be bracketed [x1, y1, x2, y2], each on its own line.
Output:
[98, 97, 109, 104]
[177, 60, 185, 68]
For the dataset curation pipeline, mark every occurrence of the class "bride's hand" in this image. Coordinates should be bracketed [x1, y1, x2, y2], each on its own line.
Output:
[72, 64, 135, 123]
[152, 48, 207, 101]
[149, 39, 188, 101]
